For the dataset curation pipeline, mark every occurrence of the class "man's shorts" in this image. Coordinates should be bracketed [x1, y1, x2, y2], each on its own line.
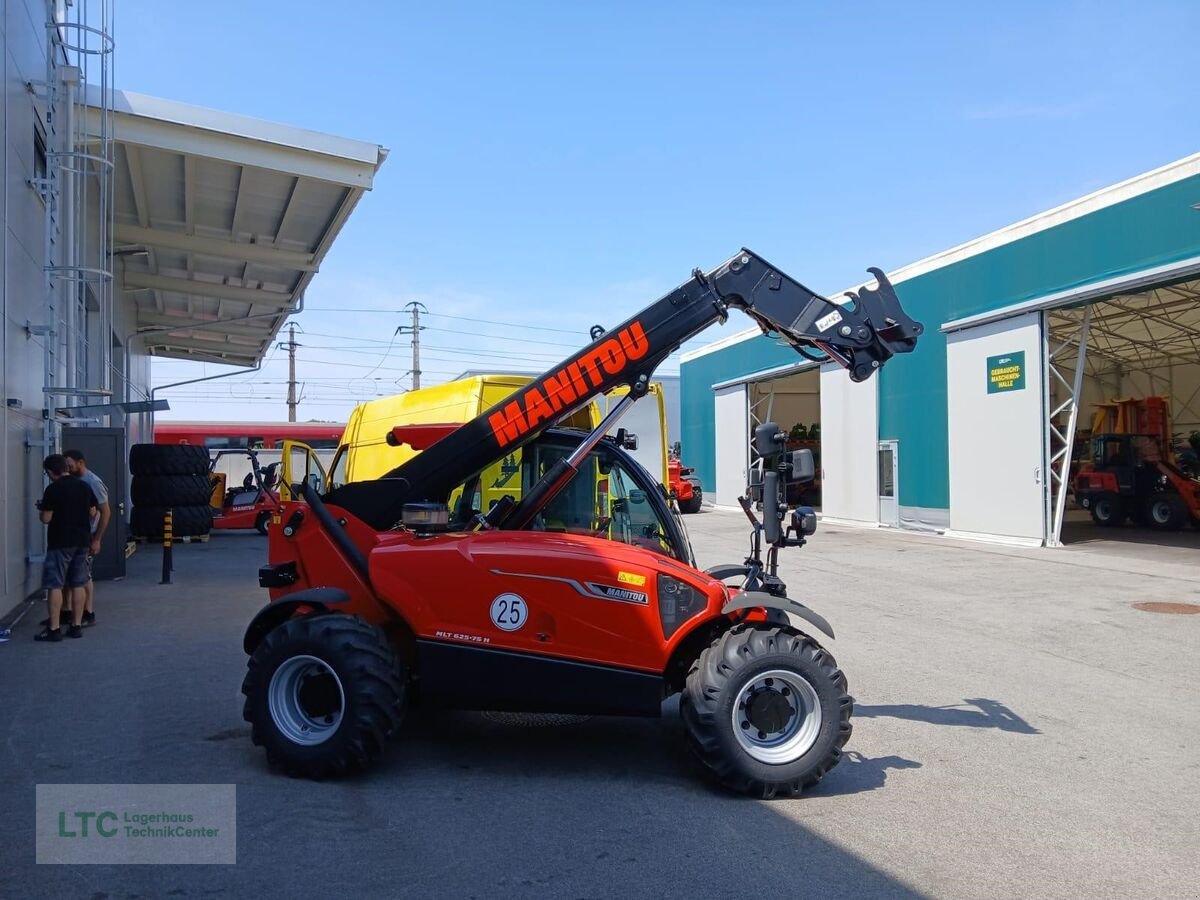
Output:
[42, 547, 90, 590]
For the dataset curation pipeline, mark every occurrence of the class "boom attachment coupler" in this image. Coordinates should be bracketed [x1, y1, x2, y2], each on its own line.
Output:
[704, 253, 922, 383]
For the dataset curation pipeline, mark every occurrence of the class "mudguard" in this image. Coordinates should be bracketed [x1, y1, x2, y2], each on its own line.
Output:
[722, 590, 835, 639]
[705, 563, 752, 581]
[242, 587, 350, 655]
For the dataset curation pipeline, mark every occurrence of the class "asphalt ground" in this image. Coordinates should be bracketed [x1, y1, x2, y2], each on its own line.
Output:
[1, 513, 1197, 898]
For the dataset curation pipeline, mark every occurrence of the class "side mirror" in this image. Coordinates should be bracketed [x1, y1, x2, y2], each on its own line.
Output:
[753, 422, 786, 458]
[788, 449, 815, 483]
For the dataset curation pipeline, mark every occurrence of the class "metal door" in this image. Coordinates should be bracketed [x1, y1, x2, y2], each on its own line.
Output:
[946, 312, 1046, 542]
[878, 440, 899, 527]
[713, 384, 749, 508]
[60, 427, 127, 580]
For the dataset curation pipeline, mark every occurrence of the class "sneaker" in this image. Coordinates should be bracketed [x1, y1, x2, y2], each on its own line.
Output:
[81, 611, 95, 628]
[34, 628, 64, 642]
[67, 625, 83, 639]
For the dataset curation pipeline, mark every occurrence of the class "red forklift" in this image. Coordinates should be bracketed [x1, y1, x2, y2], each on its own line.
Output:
[241, 249, 922, 797]
[1074, 433, 1200, 530]
[210, 449, 282, 535]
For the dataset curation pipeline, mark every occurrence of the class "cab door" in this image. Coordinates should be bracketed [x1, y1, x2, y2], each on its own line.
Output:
[280, 440, 328, 500]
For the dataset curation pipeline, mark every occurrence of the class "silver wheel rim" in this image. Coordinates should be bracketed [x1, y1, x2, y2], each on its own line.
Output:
[268, 655, 345, 746]
[732, 668, 823, 765]
[1152, 501, 1171, 524]
[1095, 499, 1113, 520]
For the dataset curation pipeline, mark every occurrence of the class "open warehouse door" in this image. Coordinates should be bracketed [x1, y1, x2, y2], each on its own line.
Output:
[710, 364, 822, 510]
[1046, 276, 1200, 553]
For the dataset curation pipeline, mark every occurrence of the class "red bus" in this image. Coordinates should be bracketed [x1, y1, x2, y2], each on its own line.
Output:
[154, 421, 345, 450]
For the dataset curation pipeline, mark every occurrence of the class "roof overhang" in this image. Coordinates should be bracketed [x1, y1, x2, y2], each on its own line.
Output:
[86, 88, 387, 366]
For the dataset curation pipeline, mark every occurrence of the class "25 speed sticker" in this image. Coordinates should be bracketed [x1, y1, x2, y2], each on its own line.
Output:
[490, 593, 528, 631]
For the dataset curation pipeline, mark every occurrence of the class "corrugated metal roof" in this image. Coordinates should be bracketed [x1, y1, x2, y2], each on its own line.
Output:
[87, 89, 388, 366]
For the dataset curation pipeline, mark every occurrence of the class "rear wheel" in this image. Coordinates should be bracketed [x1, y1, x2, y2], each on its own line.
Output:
[681, 624, 852, 798]
[242, 615, 405, 778]
[1145, 492, 1188, 531]
[1088, 492, 1126, 527]
[678, 494, 703, 514]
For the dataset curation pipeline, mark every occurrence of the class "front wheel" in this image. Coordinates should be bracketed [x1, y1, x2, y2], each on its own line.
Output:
[255, 511, 271, 535]
[681, 624, 852, 798]
[1088, 492, 1126, 527]
[242, 614, 406, 778]
[678, 493, 703, 514]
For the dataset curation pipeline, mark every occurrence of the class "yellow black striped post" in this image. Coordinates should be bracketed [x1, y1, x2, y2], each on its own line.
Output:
[160, 508, 174, 585]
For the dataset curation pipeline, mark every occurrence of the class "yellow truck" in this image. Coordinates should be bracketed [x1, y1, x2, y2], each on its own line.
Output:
[285, 375, 674, 515]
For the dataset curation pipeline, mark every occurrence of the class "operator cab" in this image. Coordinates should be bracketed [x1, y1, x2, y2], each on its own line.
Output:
[448, 427, 695, 565]
[287, 428, 696, 565]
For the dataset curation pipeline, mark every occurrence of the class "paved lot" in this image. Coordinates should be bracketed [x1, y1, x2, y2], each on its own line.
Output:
[1, 514, 1197, 898]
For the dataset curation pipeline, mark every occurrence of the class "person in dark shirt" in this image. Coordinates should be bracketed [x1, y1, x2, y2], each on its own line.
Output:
[35, 454, 97, 642]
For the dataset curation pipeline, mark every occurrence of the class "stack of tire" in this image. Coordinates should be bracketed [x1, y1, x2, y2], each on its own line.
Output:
[128, 444, 214, 540]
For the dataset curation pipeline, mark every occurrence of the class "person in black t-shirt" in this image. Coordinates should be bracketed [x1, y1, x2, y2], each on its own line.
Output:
[35, 454, 97, 642]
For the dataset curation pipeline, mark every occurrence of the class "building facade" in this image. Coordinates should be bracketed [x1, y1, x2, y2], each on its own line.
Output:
[2, 0, 385, 613]
[682, 153, 1200, 547]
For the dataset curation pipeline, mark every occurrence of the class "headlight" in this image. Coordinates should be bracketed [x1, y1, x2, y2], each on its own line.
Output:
[658, 574, 709, 639]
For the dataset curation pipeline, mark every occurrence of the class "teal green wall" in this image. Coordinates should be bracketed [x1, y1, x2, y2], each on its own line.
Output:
[683, 172, 1200, 506]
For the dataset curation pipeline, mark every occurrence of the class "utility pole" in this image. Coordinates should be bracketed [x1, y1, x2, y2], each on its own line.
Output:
[283, 323, 300, 422]
[402, 301, 428, 390]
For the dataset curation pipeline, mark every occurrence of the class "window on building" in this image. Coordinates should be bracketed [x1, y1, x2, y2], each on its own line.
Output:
[34, 124, 48, 182]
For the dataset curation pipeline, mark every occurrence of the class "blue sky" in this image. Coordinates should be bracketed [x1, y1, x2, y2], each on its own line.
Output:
[137, 0, 1200, 420]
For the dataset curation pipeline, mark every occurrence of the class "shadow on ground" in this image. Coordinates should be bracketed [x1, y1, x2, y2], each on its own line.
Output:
[0, 533, 927, 899]
[854, 698, 1039, 734]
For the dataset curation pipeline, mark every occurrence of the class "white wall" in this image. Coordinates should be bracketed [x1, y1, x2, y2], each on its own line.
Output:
[820, 362, 879, 523]
[2, 0, 54, 607]
[946, 313, 1046, 544]
[712, 384, 748, 508]
[1, 1, 153, 611]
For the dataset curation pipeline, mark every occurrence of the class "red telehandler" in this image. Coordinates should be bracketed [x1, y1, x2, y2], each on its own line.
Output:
[244, 249, 922, 797]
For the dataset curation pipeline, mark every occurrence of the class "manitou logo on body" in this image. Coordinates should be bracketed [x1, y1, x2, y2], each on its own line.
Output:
[488, 321, 651, 448]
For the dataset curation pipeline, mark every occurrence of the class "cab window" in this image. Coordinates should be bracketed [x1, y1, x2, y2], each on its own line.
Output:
[328, 446, 348, 491]
[522, 442, 678, 559]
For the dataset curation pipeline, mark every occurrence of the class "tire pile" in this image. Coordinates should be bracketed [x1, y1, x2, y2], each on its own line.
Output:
[128, 444, 214, 539]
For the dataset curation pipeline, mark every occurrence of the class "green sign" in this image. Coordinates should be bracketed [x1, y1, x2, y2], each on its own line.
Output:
[987, 351, 1025, 393]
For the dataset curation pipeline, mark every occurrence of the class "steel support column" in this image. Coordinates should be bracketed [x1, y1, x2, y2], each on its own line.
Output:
[1045, 306, 1092, 547]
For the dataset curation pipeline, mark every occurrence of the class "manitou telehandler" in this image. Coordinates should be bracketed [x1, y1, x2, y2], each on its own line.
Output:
[244, 249, 921, 798]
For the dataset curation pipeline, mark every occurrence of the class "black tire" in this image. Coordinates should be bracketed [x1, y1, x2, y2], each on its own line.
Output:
[130, 504, 213, 538]
[1088, 492, 1126, 527]
[1144, 492, 1188, 531]
[241, 614, 406, 778]
[129, 443, 210, 477]
[678, 494, 703, 514]
[130, 474, 213, 507]
[255, 511, 271, 535]
[681, 624, 852, 799]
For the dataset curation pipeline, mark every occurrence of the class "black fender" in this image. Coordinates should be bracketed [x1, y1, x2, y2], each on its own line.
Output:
[242, 587, 350, 655]
[705, 563, 751, 581]
[722, 590, 835, 639]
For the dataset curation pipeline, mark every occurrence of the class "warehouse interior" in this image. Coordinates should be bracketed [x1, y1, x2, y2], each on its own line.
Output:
[748, 369, 822, 509]
[1045, 275, 1200, 550]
